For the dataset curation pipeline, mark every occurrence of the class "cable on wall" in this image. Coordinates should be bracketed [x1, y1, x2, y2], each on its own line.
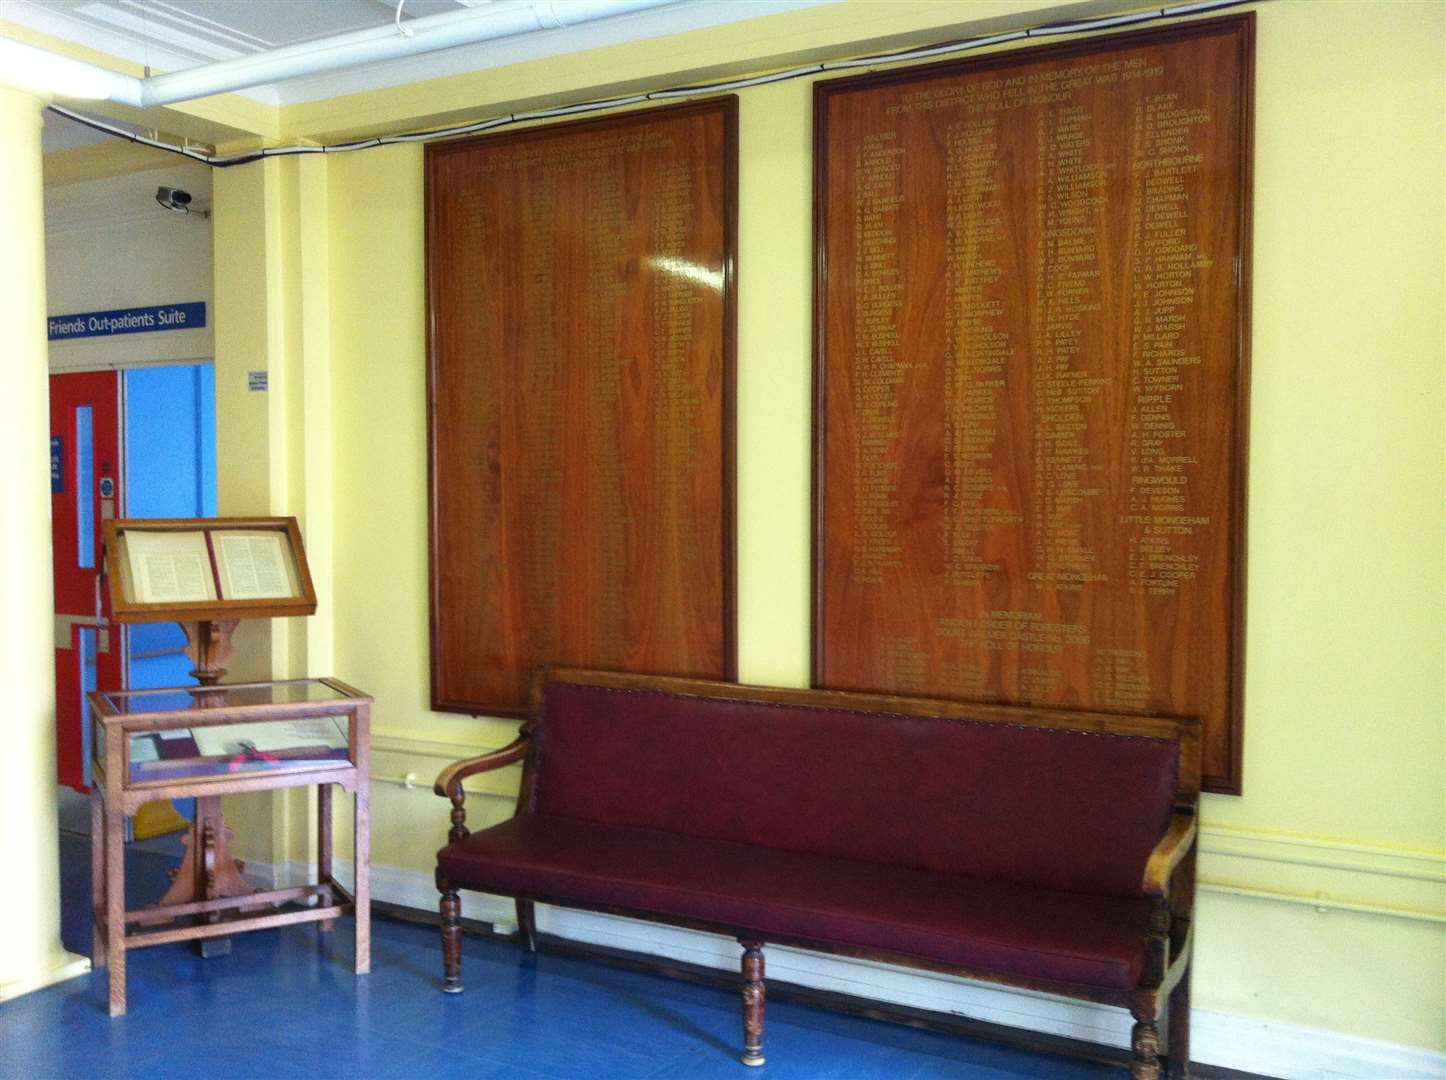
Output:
[45, 0, 1258, 169]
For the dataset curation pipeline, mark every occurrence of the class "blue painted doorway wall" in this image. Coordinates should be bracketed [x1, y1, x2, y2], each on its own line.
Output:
[124, 362, 217, 690]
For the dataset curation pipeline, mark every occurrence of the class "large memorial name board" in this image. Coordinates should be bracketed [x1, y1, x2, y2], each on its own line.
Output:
[814, 17, 1253, 791]
[427, 99, 737, 716]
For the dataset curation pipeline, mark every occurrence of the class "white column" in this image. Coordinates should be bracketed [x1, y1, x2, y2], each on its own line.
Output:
[0, 84, 91, 1002]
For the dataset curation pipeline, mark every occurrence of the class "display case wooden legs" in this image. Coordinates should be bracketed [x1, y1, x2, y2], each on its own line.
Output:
[90, 780, 368, 1017]
[352, 774, 371, 976]
[318, 783, 335, 932]
[89, 788, 107, 970]
[85, 678, 373, 1018]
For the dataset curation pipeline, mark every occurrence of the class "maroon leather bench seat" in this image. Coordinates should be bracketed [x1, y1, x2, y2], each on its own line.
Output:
[439, 815, 1154, 989]
[433, 669, 1201, 1080]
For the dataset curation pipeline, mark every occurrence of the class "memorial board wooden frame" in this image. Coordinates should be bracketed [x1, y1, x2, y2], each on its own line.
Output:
[104, 516, 317, 624]
[812, 15, 1253, 792]
[425, 97, 738, 717]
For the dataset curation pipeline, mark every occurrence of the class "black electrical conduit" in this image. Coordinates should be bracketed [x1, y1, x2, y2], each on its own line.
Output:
[45, 0, 1256, 168]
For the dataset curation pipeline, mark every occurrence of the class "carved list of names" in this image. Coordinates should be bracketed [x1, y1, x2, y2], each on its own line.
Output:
[815, 20, 1252, 790]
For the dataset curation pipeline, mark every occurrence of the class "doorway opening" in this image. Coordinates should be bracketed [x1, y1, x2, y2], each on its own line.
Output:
[123, 363, 218, 691]
[50, 362, 217, 843]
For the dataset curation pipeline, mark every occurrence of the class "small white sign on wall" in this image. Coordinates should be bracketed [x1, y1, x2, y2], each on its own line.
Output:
[247, 371, 268, 392]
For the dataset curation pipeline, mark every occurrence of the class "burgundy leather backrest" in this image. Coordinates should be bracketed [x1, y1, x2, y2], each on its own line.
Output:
[531, 681, 1180, 897]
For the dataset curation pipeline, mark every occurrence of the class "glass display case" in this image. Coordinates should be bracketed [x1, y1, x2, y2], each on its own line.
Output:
[86, 677, 371, 1017]
[95, 681, 356, 786]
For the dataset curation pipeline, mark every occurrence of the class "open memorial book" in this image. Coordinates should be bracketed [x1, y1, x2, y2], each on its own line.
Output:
[123, 530, 218, 604]
[211, 530, 300, 601]
[106, 516, 316, 623]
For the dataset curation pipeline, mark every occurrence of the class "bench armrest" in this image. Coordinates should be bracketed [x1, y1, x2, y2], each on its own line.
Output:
[1142, 812, 1197, 898]
[433, 735, 532, 799]
[434, 734, 532, 846]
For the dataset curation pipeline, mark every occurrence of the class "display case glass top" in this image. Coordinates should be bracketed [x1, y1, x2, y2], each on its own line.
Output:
[99, 679, 352, 714]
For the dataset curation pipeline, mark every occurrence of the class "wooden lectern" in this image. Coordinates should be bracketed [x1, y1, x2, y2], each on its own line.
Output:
[102, 517, 318, 955]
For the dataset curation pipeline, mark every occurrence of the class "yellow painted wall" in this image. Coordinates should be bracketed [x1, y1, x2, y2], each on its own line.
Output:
[212, 155, 323, 864]
[210, 0, 1444, 1055]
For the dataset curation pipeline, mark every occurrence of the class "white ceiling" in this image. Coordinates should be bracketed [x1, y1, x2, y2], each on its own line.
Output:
[18, 0, 485, 68]
[7, 0, 835, 108]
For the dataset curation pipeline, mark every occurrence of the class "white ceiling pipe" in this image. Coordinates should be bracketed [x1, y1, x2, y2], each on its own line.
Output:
[0, 0, 682, 109]
[0, 39, 144, 105]
[138, 0, 683, 107]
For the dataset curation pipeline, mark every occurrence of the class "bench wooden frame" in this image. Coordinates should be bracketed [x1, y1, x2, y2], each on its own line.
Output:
[435, 669, 1200, 1079]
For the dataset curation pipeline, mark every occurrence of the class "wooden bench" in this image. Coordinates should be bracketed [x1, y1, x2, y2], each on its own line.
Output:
[434, 668, 1200, 1079]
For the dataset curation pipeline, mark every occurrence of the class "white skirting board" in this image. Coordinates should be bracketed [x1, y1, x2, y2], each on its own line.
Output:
[246, 858, 1446, 1080]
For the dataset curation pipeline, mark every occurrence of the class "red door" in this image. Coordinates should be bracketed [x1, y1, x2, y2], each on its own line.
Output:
[50, 370, 124, 791]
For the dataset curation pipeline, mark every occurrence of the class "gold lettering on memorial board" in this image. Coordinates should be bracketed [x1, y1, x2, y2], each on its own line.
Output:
[816, 19, 1252, 791]
[850, 131, 906, 585]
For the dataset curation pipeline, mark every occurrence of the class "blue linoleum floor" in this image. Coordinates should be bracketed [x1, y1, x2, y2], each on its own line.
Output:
[0, 834, 1123, 1079]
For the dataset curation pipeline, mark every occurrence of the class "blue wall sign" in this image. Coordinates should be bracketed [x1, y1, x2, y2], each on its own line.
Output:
[50, 436, 63, 493]
[48, 302, 206, 341]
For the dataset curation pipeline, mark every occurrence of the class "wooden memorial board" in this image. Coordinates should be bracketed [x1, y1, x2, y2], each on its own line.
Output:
[426, 98, 737, 716]
[813, 16, 1253, 792]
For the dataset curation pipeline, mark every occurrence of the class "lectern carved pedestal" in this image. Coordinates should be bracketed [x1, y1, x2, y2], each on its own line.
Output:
[132, 619, 254, 956]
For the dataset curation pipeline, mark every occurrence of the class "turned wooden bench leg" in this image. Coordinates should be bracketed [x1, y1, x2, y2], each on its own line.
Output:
[739, 939, 766, 1067]
[516, 898, 537, 953]
[1167, 962, 1193, 1079]
[1131, 1004, 1162, 1080]
[439, 881, 463, 993]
